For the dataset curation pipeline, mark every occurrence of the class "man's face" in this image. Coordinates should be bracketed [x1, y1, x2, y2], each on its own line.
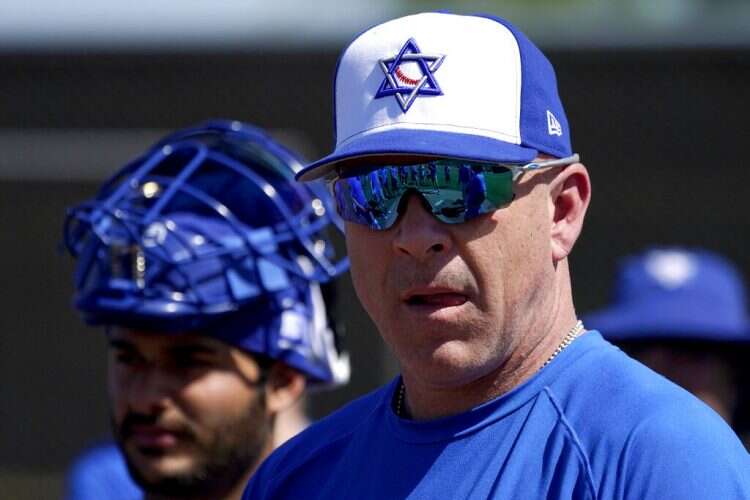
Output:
[107, 327, 271, 497]
[346, 169, 558, 389]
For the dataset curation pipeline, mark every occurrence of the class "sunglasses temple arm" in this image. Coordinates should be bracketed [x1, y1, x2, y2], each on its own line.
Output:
[512, 153, 580, 181]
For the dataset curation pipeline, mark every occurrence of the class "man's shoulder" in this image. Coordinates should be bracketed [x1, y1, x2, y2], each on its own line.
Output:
[554, 335, 728, 433]
[246, 382, 392, 496]
[587, 345, 746, 452]
[562, 334, 721, 423]
[71, 442, 123, 466]
[590, 349, 750, 495]
[547, 334, 750, 495]
[66, 442, 141, 500]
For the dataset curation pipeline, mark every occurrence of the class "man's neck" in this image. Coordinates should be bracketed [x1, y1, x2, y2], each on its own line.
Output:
[145, 480, 245, 500]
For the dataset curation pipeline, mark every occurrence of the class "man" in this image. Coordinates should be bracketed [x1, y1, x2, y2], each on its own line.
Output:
[243, 12, 750, 499]
[63, 120, 350, 500]
[584, 247, 750, 432]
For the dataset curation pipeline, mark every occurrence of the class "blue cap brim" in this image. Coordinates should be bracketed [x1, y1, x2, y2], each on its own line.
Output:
[584, 297, 750, 344]
[296, 128, 538, 181]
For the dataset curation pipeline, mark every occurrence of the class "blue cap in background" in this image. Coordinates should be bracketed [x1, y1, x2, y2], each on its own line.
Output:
[584, 247, 750, 343]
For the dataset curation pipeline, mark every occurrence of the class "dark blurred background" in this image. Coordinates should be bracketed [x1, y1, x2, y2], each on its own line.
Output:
[1, 1, 749, 497]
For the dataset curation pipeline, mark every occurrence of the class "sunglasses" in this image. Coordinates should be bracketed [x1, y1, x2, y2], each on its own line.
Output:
[330, 154, 580, 230]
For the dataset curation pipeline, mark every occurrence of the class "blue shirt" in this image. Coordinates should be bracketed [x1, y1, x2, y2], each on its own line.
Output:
[66, 443, 142, 500]
[244, 332, 750, 499]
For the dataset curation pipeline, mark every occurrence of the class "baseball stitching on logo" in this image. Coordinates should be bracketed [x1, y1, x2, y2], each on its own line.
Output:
[395, 67, 420, 86]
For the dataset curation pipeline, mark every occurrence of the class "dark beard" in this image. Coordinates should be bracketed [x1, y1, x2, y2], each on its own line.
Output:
[113, 395, 271, 499]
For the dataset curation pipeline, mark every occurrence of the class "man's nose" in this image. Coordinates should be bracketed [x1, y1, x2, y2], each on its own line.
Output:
[124, 368, 175, 414]
[392, 193, 452, 259]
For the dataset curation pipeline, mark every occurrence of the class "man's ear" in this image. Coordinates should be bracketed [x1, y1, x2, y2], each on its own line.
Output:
[264, 363, 306, 416]
[548, 163, 591, 262]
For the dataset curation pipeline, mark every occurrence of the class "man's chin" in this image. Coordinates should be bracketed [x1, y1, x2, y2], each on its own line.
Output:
[124, 445, 204, 491]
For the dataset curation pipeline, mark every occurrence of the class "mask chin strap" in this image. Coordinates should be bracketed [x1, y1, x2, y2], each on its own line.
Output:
[309, 280, 351, 386]
[296, 256, 351, 387]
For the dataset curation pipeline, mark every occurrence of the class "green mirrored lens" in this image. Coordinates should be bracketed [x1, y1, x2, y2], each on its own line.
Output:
[334, 160, 515, 229]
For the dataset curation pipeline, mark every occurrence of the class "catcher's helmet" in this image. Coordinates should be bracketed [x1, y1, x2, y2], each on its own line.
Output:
[63, 120, 349, 386]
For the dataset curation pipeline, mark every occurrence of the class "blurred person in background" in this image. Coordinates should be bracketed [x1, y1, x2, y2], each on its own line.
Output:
[584, 247, 750, 443]
[62, 120, 350, 500]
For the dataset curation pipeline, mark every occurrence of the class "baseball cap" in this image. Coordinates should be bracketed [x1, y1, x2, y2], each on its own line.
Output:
[583, 248, 750, 343]
[297, 12, 572, 181]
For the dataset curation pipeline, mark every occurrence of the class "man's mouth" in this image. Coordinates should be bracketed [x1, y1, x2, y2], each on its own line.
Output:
[125, 424, 185, 451]
[402, 288, 468, 308]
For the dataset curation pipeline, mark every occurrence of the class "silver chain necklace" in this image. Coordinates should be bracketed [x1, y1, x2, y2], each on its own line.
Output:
[542, 319, 585, 368]
[394, 320, 586, 418]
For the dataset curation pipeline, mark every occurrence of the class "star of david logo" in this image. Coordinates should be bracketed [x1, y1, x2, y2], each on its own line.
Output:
[374, 38, 445, 113]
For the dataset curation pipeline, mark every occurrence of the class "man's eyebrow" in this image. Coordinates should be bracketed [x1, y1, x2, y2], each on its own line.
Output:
[167, 344, 220, 356]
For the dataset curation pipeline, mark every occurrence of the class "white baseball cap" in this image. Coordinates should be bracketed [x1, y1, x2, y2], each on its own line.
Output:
[297, 12, 573, 181]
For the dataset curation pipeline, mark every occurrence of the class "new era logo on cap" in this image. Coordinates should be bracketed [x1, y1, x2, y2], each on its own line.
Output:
[297, 12, 573, 181]
[547, 110, 563, 136]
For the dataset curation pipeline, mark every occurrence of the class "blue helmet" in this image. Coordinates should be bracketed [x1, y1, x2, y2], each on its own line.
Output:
[63, 120, 350, 386]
